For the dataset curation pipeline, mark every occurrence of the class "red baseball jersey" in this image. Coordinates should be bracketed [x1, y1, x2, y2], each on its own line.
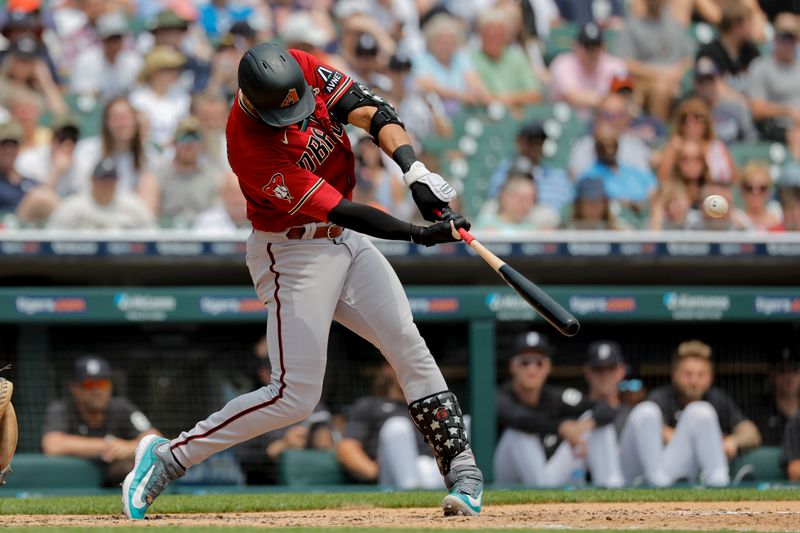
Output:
[226, 49, 356, 232]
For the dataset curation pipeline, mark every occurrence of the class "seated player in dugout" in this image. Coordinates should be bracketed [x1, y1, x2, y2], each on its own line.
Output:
[493, 332, 623, 488]
[620, 340, 761, 487]
[41, 356, 159, 486]
[336, 362, 444, 489]
[122, 43, 482, 520]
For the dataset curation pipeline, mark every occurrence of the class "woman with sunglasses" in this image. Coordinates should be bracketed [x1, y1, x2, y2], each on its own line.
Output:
[738, 161, 781, 231]
[657, 97, 737, 185]
[668, 139, 710, 210]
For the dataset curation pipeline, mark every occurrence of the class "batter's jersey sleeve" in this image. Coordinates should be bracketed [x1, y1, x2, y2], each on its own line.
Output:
[291, 50, 354, 111]
[783, 415, 800, 465]
[237, 147, 343, 222]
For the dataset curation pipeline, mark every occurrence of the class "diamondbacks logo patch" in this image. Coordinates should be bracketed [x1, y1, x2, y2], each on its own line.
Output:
[281, 88, 300, 108]
[262, 173, 293, 202]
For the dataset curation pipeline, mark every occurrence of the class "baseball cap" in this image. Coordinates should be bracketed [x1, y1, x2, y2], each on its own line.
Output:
[512, 331, 552, 357]
[149, 9, 188, 32]
[138, 45, 185, 81]
[0, 119, 23, 142]
[586, 340, 624, 367]
[92, 158, 118, 180]
[355, 32, 379, 57]
[577, 22, 603, 47]
[96, 11, 130, 39]
[7, 0, 41, 13]
[73, 355, 112, 382]
[389, 51, 412, 72]
[2, 10, 39, 35]
[51, 114, 80, 139]
[770, 345, 800, 370]
[230, 21, 256, 40]
[575, 178, 608, 201]
[694, 56, 719, 79]
[518, 121, 547, 141]
[174, 116, 201, 141]
[610, 74, 634, 93]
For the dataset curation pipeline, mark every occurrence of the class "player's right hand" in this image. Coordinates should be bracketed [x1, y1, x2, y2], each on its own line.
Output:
[412, 213, 470, 246]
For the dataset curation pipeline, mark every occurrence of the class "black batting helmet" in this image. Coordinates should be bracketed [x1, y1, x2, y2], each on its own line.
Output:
[238, 43, 315, 127]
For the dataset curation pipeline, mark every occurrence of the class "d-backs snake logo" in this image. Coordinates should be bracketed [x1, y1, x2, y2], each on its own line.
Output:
[262, 173, 294, 202]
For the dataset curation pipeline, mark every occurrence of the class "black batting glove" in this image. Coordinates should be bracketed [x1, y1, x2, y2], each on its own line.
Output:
[410, 213, 471, 246]
[410, 182, 450, 223]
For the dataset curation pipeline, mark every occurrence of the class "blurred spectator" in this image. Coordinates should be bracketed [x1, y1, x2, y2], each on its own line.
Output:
[197, 0, 254, 41]
[737, 161, 782, 231]
[554, 0, 625, 28]
[471, 8, 541, 112]
[54, 0, 108, 77]
[493, 331, 622, 487]
[14, 115, 81, 196]
[345, 32, 391, 93]
[619, 340, 760, 486]
[667, 139, 709, 209]
[352, 136, 405, 214]
[475, 173, 559, 233]
[749, 346, 800, 447]
[279, 11, 343, 70]
[657, 97, 737, 185]
[549, 22, 627, 115]
[692, 57, 757, 143]
[2, 86, 48, 151]
[747, 13, 800, 143]
[563, 177, 624, 230]
[47, 158, 156, 230]
[772, 166, 800, 231]
[412, 13, 489, 116]
[0, 6, 59, 79]
[69, 10, 143, 101]
[191, 91, 230, 171]
[784, 413, 800, 480]
[648, 179, 698, 230]
[206, 32, 244, 103]
[695, 1, 760, 98]
[334, 0, 423, 56]
[41, 355, 159, 486]
[130, 45, 191, 150]
[577, 123, 657, 215]
[568, 93, 652, 178]
[609, 75, 667, 146]
[687, 181, 746, 230]
[489, 121, 573, 213]
[192, 172, 249, 234]
[147, 9, 211, 94]
[614, 0, 694, 120]
[631, 0, 767, 39]
[72, 97, 159, 212]
[155, 116, 220, 227]
[383, 52, 451, 142]
[336, 362, 442, 489]
[0, 36, 67, 117]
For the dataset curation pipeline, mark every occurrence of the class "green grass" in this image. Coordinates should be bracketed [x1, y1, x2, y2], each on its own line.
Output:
[0, 530, 769, 533]
[0, 487, 798, 515]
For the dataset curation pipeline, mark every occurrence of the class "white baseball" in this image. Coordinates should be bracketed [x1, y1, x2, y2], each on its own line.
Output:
[703, 194, 729, 218]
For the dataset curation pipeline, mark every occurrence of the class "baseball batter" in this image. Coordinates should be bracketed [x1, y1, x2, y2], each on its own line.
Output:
[122, 43, 483, 519]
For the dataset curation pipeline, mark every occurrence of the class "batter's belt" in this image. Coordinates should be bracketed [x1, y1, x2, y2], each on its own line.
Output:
[285, 224, 343, 240]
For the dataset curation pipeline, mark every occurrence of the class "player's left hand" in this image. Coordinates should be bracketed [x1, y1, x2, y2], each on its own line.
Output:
[404, 162, 457, 222]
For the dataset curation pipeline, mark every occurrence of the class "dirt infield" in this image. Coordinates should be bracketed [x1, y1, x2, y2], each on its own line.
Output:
[4, 501, 800, 530]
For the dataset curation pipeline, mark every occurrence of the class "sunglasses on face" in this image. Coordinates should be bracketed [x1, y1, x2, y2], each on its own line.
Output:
[80, 378, 111, 390]
[515, 355, 548, 368]
[743, 183, 769, 194]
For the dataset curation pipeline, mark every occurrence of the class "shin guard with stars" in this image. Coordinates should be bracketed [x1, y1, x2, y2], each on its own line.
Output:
[408, 390, 470, 476]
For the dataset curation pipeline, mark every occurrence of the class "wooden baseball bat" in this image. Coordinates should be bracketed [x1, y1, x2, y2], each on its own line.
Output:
[436, 211, 580, 337]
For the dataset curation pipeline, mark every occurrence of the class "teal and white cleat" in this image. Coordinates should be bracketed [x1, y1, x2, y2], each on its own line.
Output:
[122, 435, 185, 520]
[442, 463, 483, 516]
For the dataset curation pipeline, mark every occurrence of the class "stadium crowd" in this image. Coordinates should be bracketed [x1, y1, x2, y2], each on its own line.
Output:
[0, 0, 799, 232]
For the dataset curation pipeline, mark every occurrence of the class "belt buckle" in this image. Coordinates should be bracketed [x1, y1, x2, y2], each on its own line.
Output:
[326, 225, 338, 240]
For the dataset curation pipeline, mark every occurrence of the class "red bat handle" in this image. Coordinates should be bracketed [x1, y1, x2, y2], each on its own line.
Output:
[434, 209, 475, 244]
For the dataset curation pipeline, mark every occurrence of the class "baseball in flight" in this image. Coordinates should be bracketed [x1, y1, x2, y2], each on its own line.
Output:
[703, 195, 729, 218]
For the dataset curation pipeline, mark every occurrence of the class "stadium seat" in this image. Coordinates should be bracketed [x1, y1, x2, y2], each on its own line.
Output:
[729, 446, 785, 483]
[544, 23, 578, 65]
[7, 454, 104, 489]
[277, 449, 347, 486]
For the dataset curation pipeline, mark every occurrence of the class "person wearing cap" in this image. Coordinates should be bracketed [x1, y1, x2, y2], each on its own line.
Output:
[46, 157, 155, 230]
[577, 121, 657, 223]
[747, 12, 800, 143]
[470, 8, 542, 112]
[494, 331, 622, 487]
[14, 114, 81, 196]
[691, 56, 757, 144]
[620, 340, 760, 486]
[475, 172, 559, 233]
[488, 121, 574, 214]
[0, 35, 67, 118]
[130, 45, 191, 149]
[344, 32, 392, 94]
[41, 355, 159, 486]
[695, 1, 760, 98]
[770, 167, 800, 231]
[614, 0, 694, 120]
[747, 346, 800, 447]
[584, 341, 632, 436]
[564, 176, 626, 230]
[54, 0, 107, 77]
[554, 0, 625, 29]
[549, 22, 627, 115]
[155, 115, 222, 227]
[69, 10, 143, 101]
[149, 9, 212, 94]
[568, 93, 653, 179]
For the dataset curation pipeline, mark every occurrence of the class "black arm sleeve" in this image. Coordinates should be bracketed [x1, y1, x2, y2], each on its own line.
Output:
[328, 198, 415, 241]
